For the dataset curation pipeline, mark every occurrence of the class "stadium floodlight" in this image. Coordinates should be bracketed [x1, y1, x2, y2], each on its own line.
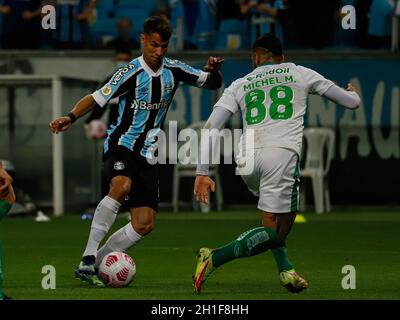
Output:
[0, 75, 97, 216]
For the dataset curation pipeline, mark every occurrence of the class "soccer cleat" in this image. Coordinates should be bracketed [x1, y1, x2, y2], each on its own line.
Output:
[0, 293, 12, 300]
[279, 269, 308, 293]
[193, 248, 215, 294]
[74, 255, 105, 287]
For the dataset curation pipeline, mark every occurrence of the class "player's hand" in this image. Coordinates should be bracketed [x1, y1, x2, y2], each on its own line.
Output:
[194, 175, 215, 205]
[0, 169, 13, 199]
[204, 57, 224, 73]
[345, 83, 359, 94]
[49, 117, 72, 134]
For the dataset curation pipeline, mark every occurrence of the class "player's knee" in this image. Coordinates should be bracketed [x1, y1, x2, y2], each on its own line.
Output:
[109, 177, 131, 201]
[262, 212, 277, 229]
[131, 207, 156, 236]
[131, 219, 154, 236]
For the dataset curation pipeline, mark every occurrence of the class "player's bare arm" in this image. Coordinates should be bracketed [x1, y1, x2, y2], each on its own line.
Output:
[22, 3, 44, 20]
[203, 56, 224, 90]
[194, 107, 233, 205]
[49, 94, 97, 134]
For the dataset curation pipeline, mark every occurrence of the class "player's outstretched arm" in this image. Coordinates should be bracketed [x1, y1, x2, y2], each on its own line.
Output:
[323, 83, 361, 109]
[203, 56, 224, 90]
[49, 94, 97, 134]
[194, 107, 233, 204]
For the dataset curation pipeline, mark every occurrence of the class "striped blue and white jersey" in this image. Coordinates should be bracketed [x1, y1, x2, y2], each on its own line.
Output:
[92, 55, 208, 158]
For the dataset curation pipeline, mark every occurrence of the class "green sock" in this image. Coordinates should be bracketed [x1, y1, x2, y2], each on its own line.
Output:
[272, 246, 294, 272]
[0, 241, 4, 299]
[212, 227, 281, 268]
[0, 200, 11, 221]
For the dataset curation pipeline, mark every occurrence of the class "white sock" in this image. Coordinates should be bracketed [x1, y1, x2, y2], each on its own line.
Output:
[95, 223, 143, 267]
[82, 196, 120, 258]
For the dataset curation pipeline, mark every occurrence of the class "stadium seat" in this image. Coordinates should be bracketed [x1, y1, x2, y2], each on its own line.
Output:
[115, 0, 143, 8]
[368, 0, 394, 38]
[169, 0, 188, 50]
[251, 0, 284, 45]
[95, 0, 117, 19]
[300, 128, 335, 214]
[115, 0, 155, 13]
[192, 0, 217, 50]
[216, 19, 250, 50]
[114, 7, 150, 40]
[90, 18, 118, 44]
[172, 122, 223, 213]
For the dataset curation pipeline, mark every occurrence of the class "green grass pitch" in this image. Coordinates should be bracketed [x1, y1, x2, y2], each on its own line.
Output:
[1, 208, 399, 300]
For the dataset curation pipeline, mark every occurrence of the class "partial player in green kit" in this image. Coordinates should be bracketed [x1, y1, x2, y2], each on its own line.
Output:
[0, 161, 15, 300]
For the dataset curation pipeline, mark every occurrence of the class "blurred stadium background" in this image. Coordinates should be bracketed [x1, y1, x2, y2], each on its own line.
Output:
[0, 0, 400, 300]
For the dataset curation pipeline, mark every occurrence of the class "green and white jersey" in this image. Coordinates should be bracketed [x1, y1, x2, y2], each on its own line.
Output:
[215, 62, 334, 156]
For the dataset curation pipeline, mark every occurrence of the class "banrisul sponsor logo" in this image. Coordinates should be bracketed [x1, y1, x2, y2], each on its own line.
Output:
[110, 64, 136, 85]
[131, 100, 169, 111]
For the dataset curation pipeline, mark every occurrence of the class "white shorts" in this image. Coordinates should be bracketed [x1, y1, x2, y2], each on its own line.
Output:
[236, 147, 300, 213]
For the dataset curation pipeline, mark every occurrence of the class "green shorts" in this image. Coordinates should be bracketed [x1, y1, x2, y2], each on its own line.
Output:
[0, 200, 11, 221]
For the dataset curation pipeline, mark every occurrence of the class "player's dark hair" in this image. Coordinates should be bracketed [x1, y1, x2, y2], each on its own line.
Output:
[143, 15, 172, 41]
[252, 33, 283, 56]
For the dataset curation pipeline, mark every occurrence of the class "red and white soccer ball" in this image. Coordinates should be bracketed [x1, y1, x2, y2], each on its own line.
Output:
[98, 252, 136, 287]
[86, 120, 107, 140]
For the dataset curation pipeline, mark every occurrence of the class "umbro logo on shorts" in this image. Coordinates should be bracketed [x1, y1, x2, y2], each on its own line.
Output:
[114, 161, 125, 171]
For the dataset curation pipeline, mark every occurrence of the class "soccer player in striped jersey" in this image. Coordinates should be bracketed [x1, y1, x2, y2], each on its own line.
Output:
[49, 15, 224, 286]
[193, 33, 360, 294]
[0, 162, 15, 299]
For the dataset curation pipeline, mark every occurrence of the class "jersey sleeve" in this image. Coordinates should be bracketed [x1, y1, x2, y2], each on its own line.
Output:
[91, 63, 139, 107]
[169, 59, 208, 87]
[214, 81, 240, 114]
[298, 66, 334, 95]
[323, 84, 360, 109]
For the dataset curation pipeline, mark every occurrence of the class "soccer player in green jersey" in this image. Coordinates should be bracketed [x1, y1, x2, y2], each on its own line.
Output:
[0, 162, 15, 300]
[193, 34, 360, 293]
